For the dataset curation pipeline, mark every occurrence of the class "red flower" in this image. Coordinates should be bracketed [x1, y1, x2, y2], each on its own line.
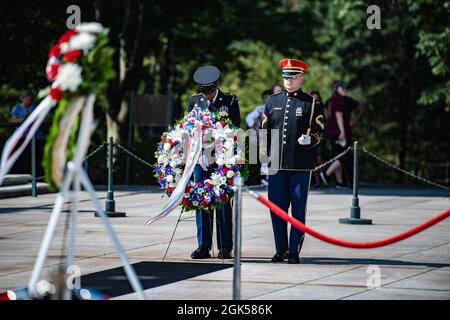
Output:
[233, 135, 238, 141]
[169, 139, 177, 146]
[223, 167, 229, 175]
[219, 195, 227, 202]
[49, 87, 63, 101]
[167, 186, 173, 195]
[220, 121, 225, 127]
[201, 199, 209, 206]
[57, 29, 78, 45]
[182, 198, 191, 206]
[63, 50, 81, 62]
[205, 181, 213, 188]
[227, 178, 233, 185]
[185, 186, 191, 193]
[161, 135, 167, 143]
[48, 45, 61, 58]
[46, 63, 60, 81]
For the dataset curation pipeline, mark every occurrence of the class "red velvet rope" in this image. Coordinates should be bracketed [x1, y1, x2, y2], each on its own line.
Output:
[251, 192, 450, 249]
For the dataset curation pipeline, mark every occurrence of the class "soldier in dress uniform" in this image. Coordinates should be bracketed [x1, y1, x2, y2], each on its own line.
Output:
[261, 59, 325, 264]
[187, 65, 240, 259]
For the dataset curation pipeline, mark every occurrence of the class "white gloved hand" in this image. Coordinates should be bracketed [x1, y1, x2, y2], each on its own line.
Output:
[200, 155, 209, 171]
[298, 134, 311, 145]
[260, 163, 269, 175]
[335, 138, 347, 147]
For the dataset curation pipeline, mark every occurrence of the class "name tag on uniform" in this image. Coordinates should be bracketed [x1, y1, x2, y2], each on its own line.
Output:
[274, 107, 283, 111]
[295, 107, 303, 117]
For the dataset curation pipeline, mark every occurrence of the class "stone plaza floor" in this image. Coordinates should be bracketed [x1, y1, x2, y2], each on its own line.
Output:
[0, 185, 449, 300]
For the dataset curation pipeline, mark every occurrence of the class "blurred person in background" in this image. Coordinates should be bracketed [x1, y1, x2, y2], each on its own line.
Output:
[320, 81, 364, 188]
[10, 91, 43, 174]
[245, 89, 272, 185]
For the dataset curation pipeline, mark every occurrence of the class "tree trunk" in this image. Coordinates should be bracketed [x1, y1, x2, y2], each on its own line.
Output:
[94, 0, 151, 144]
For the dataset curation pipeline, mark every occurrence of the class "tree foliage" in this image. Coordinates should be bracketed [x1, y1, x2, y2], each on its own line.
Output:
[0, 0, 448, 184]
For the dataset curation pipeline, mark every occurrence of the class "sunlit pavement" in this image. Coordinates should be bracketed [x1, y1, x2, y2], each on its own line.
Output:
[0, 185, 449, 300]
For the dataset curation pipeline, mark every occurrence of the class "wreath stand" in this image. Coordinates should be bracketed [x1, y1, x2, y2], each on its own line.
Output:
[162, 200, 232, 264]
[26, 95, 147, 300]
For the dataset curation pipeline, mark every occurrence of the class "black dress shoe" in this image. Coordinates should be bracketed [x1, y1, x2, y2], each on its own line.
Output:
[271, 251, 289, 263]
[217, 249, 232, 259]
[191, 247, 211, 259]
[287, 254, 300, 264]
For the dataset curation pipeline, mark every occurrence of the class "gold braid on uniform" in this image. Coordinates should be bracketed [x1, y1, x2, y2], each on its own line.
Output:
[315, 114, 325, 130]
[311, 133, 324, 147]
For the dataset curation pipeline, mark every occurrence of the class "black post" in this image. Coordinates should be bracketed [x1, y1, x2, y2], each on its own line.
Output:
[339, 141, 372, 225]
[95, 137, 126, 218]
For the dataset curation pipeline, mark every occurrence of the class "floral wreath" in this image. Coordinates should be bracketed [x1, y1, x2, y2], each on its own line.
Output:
[42, 23, 115, 190]
[153, 109, 247, 212]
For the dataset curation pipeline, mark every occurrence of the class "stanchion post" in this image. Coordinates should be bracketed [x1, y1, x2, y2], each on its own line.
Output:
[95, 137, 126, 218]
[31, 134, 37, 198]
[233, 175, 243, 300]
[339, 141, 372, 225]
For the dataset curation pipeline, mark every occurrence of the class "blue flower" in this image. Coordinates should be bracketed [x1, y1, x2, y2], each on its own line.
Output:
[165, 166, 173, 175]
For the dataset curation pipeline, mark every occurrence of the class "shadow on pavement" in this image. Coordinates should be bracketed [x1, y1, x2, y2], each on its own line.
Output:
[81, 261, 232, 297]
[241, 256, 450, 268]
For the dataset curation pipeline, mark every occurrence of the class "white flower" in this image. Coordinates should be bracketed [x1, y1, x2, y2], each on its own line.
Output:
[69, 33, 96, 53]
[213, 127, 227, 140]
[216, 157, 224, 166]
[193, 201, 199, 206]
[211, 173, 226, 186]
[166, 175, 174, 183]
[157, 155, 164, 162]
[76, 22, 104, 34]
[226, 170, 234, 179]
[224, 128, 233, 136]
[55, 63, 83, 92]
[167, 127, 185, 142]
[60, 42, 70, 54]
[163, 143, 171, 151]
[225, 157, 236, 166]
[224, 140, 234, 150]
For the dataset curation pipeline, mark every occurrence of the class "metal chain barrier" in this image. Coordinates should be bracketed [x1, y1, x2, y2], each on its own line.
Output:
[312, 146, 353, 172]
[114, 142, 155, 169]
[244, 146, 353, 191]
[361, 146, 450, 191]
[27, 142, 106, 193]
[83, 141, 107, 162]
[75, 140, 449, 192]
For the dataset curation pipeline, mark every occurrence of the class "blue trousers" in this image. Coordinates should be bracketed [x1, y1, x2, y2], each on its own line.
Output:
[194, 165, 233, 251]
[268, 171, 311, 255]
